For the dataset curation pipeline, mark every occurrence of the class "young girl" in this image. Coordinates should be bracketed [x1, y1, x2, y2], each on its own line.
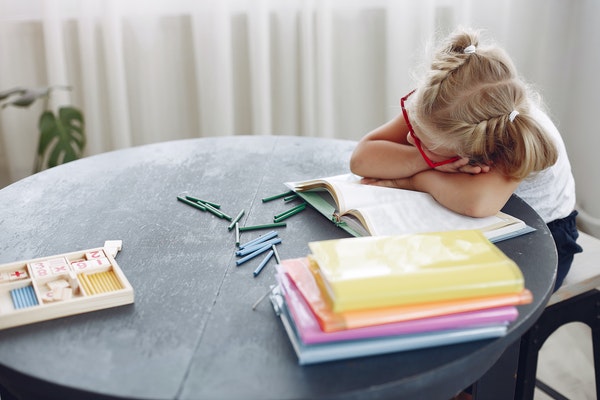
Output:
[350, 27, 581, 290]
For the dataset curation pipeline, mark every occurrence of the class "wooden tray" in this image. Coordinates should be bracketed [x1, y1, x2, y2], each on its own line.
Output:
[0, 240, 133, 330]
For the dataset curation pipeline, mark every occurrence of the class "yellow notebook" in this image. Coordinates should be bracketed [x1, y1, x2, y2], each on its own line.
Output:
[308, 230, 525, 312]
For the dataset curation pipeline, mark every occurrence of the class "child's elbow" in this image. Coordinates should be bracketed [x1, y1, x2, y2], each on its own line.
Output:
[349, 152, 366, 176]
[461, 201, 502, 218]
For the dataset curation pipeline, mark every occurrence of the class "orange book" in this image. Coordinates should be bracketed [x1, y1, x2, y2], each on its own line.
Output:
[281, 257, 532, 332]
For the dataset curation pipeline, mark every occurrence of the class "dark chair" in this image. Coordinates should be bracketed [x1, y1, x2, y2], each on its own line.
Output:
[515, 231, 600, 399]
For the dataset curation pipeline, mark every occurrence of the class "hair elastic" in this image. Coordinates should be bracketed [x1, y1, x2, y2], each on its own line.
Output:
[464, 45, 476, 54]
[509, 110, 519, 122]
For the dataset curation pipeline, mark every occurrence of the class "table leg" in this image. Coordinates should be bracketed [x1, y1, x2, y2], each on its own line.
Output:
[471, 340, 520, 400]
[0, 383, 18, 400]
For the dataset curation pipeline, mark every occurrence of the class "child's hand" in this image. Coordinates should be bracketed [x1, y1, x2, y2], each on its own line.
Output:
[360, 177, 414, 190]
[434, 157, 490, 174]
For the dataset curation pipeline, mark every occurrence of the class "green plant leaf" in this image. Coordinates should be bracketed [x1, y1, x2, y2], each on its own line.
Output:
[0, 87, 26, 101]
[34, 106, 86, 172]
[1, 88, 49, 109]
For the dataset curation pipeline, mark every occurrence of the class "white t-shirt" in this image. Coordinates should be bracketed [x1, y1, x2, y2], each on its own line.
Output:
[514, 106, 576, 223]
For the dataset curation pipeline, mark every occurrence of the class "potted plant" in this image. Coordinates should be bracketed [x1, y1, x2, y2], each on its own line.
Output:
[0, 86, 85, 173]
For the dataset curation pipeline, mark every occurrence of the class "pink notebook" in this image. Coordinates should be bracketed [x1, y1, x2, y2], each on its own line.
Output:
[276, 267, 518, 345]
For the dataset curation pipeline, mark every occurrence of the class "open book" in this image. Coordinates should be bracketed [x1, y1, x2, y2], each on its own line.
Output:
[285, 173, 534, 242]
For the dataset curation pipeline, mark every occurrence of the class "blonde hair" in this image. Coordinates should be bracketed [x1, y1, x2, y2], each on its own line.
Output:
[411, 28, 557, 180]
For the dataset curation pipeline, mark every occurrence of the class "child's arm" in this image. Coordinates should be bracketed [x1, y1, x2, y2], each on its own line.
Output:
[350, 114, 430, 179]
[351, 114, 516, 216]
[363, 169, 521, 218]
[350, 114, 485, 177]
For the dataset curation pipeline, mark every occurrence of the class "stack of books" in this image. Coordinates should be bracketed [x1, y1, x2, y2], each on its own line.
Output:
[269, 230, 532, 365]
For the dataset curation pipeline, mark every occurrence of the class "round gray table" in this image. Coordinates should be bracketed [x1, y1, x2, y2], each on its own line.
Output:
[0, 136, 556, 400]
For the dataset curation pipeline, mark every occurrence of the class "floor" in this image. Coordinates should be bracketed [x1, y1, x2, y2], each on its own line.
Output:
[535, 322, 595, 399]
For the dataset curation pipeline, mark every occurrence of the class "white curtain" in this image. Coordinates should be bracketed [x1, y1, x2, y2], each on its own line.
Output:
[1, 0, 599, 234]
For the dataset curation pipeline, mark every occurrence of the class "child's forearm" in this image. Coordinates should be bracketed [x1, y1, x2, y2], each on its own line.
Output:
[350, 140, 429, 179]
[410, 170, 519, 217]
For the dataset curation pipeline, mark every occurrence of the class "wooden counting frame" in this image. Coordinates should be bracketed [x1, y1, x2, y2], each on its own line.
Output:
[0, 241, 134, 330]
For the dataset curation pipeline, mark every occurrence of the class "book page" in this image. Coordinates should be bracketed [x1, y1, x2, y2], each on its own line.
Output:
[354, 198, 504, 236]
[290, 174, 418, 213]
[287, 174, 358, 211]
[318, 175, 506, 234]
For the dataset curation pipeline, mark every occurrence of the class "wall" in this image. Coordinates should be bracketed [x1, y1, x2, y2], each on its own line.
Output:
[0, 0, 599, 238]
[563, 0, 600, 237]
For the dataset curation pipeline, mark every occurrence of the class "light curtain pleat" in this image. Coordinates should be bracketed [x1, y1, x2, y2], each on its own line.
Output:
[42, 0, 69, 107]
[314, 0, 334, 138]
[271, 3, 299, 136]
[77, 3, 105, 155]
[191, 0, 234, 137]
[299, 0, 317, 137]
[247, 0, 272, 134]
[101, 0, 132, 149]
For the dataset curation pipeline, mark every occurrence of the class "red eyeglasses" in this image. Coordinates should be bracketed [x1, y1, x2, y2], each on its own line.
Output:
[401, 90, 460, 168]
